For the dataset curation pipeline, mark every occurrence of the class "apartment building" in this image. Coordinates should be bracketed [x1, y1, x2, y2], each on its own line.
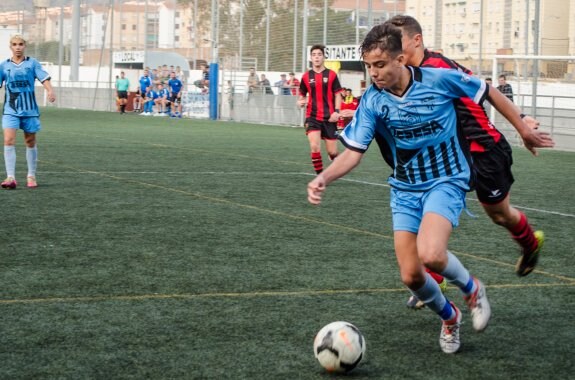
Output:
[405, 0, 572, 77]
[332, 0, 406, 29]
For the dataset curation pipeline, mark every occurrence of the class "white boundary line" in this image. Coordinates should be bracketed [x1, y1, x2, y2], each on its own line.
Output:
[39, 170, 575, 218]
[334, 175, 575, 218]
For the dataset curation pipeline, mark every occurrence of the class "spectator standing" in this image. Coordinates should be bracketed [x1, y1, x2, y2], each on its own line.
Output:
[287, 72, 300, 95]
[497, 75, 514, 102]
[151, 69, 159, 85]
[337, 88, 359, 132]
[259, 74, 274, 95]
[226, 80, 235, 120]
[194, 64, 209, 92]
[275, 74, 290, 95]
[175, 65, 186, 84]
[275, 74, 291, 123]
[244, 67, 255, 91]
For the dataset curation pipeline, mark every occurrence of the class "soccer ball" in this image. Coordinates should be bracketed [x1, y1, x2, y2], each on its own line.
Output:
[313, 321, 366, 373]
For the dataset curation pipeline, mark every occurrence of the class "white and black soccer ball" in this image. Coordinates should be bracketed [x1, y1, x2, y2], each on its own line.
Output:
[313, 321, 366, 373]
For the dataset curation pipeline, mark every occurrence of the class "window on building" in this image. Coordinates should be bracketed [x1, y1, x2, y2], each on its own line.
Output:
[132, 25, 136, 30]
[122, 24, 126, 30]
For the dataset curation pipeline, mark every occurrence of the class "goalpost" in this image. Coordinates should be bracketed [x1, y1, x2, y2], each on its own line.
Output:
[491, 55, 575, 151]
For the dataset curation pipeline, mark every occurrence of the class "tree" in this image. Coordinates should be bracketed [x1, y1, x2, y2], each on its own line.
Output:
[177, 0, 360, 72]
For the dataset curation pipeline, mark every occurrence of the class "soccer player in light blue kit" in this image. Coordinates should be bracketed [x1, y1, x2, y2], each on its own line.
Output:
[0, 35, 55, 189]
[307, 24, 496, 354]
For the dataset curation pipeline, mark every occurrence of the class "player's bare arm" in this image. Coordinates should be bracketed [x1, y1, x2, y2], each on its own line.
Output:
[43, 79, 56, 103]
[487, 85, 554, 155]
[307, 149, 363, 205]
[329, 93, 343, 123]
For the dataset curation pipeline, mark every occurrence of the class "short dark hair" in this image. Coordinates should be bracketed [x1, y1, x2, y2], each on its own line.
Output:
[310, 44, 326, 56]
[499, 75, 506, 80]
[387, 15, 423, 38]
[359, 23, 403, 58]
[485, 77, 492, 81]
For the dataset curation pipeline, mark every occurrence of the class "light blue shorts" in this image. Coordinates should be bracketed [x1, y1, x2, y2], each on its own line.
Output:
[390, 183, 466, 233]
[2, 115, 41, 133]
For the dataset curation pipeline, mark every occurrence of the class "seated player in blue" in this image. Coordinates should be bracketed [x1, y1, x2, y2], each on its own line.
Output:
[141, 85, 158, 115]
[168, 71, 183, 118]
[154, 83, 170, 116]
[307, 24, 504, 354]
[0, 35, 56, 189]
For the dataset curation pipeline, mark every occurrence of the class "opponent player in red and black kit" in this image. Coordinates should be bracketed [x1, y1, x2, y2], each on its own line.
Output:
[385, 15, 555, 308]
[298, 44, 344, 174]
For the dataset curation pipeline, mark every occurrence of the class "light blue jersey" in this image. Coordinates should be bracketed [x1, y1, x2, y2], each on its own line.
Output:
[341, 66, 487, 192]
[0, 57, 50, 117]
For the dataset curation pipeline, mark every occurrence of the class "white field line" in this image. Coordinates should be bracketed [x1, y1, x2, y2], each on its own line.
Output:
[40, 170, 575, 218]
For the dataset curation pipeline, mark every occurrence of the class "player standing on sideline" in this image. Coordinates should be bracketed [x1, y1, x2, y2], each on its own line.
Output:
[0, 35, 55, 189]
[139, 69, 152, 103]
[298, 44, 343, 174]
[168, 71, 183, 118]
[115, 71, 130, 114]
[386, 16, 555, 308]
[307, 23, 495, 354]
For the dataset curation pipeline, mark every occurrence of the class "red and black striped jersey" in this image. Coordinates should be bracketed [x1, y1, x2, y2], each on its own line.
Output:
[299, 68, 343, 122]
[421, 49, 502, 152]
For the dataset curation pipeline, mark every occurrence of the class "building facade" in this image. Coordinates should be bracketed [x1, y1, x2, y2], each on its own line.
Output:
[405, 0, 573, 78]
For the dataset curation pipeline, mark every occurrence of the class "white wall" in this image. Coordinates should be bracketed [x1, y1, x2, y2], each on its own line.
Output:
[0, 27, 19, 59]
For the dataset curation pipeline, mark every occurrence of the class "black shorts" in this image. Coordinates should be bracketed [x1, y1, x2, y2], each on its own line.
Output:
[170, 94, 181, 104]
[305, 118, 338, 140]
[117, 91, 128, 99]
[472, 137, 515, 204]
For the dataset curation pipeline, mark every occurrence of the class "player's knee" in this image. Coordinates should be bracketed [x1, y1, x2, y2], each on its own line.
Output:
[484, 206, 514, 227]
[399, 270, 426, 290]
[418, 247, 447, 271]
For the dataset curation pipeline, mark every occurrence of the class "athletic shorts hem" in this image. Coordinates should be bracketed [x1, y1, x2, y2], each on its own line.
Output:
[472, 139, 514, 204]
[304, 118, 338, 140]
